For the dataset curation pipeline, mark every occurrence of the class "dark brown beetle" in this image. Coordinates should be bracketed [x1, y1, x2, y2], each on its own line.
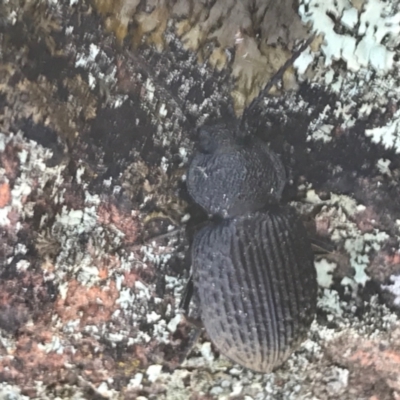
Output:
[190, 207, 317, 373]
[181, 36, 318, 373]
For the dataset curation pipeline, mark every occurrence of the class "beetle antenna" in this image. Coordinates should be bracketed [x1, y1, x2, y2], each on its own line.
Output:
[240, 34, 315, 130]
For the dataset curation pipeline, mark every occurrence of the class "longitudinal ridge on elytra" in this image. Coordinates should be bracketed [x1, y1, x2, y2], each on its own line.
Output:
[191, 208, 317, 373]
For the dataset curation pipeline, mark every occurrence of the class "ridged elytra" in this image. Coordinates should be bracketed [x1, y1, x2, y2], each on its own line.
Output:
[190, 207, 317, 373]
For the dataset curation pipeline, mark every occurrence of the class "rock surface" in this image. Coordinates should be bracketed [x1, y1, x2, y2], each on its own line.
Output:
[0, 0, 400, 399]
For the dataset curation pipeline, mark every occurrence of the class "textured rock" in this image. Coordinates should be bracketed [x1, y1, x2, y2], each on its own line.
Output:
[94, 0, 309, 112]
[1, 0, 400, 399]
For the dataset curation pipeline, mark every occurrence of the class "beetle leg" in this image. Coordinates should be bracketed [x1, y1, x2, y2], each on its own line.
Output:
[179, 273, 203, 328]
[310, 236, 335, 254]
[179, 273, 194, 313]
[144, 226, 185, 243]
[177, 273, 205, 364]
[178, 327, 202, 365]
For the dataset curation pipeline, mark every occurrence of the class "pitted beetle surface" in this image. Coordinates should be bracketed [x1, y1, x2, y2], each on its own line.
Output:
[186, 124, 286, 218]
[191, 207, 317, 373]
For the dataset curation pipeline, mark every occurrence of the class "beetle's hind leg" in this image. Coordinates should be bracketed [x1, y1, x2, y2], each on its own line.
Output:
[178, 274, 203, 364]
[179, 274, 202, 327]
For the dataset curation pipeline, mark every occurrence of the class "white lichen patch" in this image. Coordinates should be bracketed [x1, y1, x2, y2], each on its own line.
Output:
[0, 384, 29, 400]
[127, 373, 144, 390]
[0, 330, 16, 355]
[51, 206, 108, 284]
[366, 108, 400, 153]
[305, 189, 391, 287]
[382, 274, 400, 306]
[74, 43, 118, 105]
[0, 131, 64, 229]
[146, 364, 163, 383]
[305, 105, 335, 143]
[55, 206, 97, 235]
[307, 124, 334, 143]
[376, 158, 392, 175]
[167, 313, 182, 333]
[315, 259, 337, 288]
[96, 382, 119, 399]
[318, 288, 344, 318]
[300, 0, 400, 72]
[200, 342, 215, 363]
[37, 335, 64, 354]
[116, 286, 135, 310]
[324, 366, 349, 395]
[141, 243, 173, 266]
[344, 230, 389, 285]
[293, 47, 315, 76]
[292, 1, 400, 153]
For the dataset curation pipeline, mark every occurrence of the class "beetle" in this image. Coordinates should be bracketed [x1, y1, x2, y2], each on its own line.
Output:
[180, 36, 318, 373]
